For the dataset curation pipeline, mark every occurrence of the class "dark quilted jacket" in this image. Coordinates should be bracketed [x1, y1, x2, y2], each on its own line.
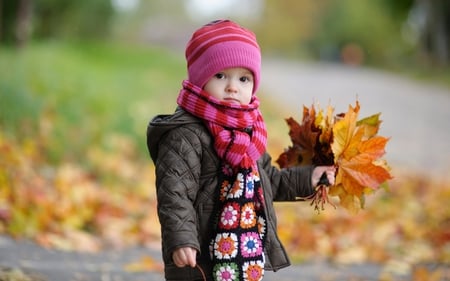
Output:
[146, 108, 315, 281]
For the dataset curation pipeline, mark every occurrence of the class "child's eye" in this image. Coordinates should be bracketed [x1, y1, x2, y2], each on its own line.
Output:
[240, 76, 252, 83]
[214, 73, 225, 79]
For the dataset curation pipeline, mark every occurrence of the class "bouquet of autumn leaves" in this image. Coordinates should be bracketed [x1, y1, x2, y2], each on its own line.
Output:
[276, 101, 393, 213]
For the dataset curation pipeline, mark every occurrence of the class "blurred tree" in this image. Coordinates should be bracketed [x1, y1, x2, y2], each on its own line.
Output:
[254, 0, 329, 57]
[33, 0, 114, 40]
[16, 0, 32, 47]
[255, 0, 450, 67]
[380, 0, 450, 66]
[309, 0, 404, 65]
[254, 0, 413, 65]
[111, 0, 195, 48]
[412, 0, 449, 66]
[381, 0, 415, 18]
[0, 0, 114, 46]
[0, 0, 32, 46]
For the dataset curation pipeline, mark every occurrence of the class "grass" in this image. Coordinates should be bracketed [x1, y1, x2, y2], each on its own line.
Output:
[0, 40, 186, 163]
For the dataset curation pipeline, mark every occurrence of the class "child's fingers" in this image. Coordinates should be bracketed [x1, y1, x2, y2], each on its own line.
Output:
[172, 247, 197, 268]
[326, 170, 335, 185]
[172, 250, 186, 267]
[313, 166, 337, 187]
[186, 248, 197, 268]
[325, 166, 336, 185]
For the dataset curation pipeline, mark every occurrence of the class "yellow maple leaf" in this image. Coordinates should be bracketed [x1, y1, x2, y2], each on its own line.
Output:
[329, 184, 362, 213]
[331, 102, 360, 161]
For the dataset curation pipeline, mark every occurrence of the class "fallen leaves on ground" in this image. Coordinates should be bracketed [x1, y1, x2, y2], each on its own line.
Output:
[0, 131, 160, 253]
[124, 255, 164, 273]
[0, 267, 46, 281]
[275, 172, 450, 276]
[0, 113, 449, 279]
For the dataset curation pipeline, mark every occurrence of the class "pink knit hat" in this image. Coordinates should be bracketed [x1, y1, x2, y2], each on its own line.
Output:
[185, 20, 261, 94]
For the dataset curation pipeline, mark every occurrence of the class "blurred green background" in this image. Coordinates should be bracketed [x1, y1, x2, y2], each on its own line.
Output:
[1, 0, 450, 268]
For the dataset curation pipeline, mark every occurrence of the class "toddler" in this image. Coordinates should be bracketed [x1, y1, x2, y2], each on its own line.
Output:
[147, 19, 335, 281]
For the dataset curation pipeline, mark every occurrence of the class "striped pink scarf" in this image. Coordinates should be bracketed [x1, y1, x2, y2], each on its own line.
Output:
[177, 80, 267, 170]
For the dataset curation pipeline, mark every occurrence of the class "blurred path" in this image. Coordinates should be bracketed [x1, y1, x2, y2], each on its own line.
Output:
[0, 235, 403, 281]
[0, 235, 164, 281]
[261, 59, 450, 179]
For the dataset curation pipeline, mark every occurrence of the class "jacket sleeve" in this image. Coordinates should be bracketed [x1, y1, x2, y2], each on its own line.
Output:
[258, 152, 315, 201]
[153, 125, 203, 258]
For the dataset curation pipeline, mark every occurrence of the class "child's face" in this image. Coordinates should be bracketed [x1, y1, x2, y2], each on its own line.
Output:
[203, 67, 254, 105]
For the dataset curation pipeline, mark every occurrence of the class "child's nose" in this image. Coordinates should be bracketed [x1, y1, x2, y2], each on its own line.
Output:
[226, 79, 238, 92]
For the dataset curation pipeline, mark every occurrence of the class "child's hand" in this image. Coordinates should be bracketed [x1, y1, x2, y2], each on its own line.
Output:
[172, 247, 197, 268]
[312, 166, 336, 187]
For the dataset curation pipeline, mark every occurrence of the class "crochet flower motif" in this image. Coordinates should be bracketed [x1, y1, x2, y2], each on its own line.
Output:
[213, 233, 238, 259]
[219, 180, 231, 202]
[240, 203, 256, 229]
[227, 173, 244, 199]
[252, 170, 260, 182]
[213, 262, 239, 281]
[240, 232, 262, 258]
[245, 174, 255, 199]
[219, 202, 240, 229]
[243, 260, 264, 281]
